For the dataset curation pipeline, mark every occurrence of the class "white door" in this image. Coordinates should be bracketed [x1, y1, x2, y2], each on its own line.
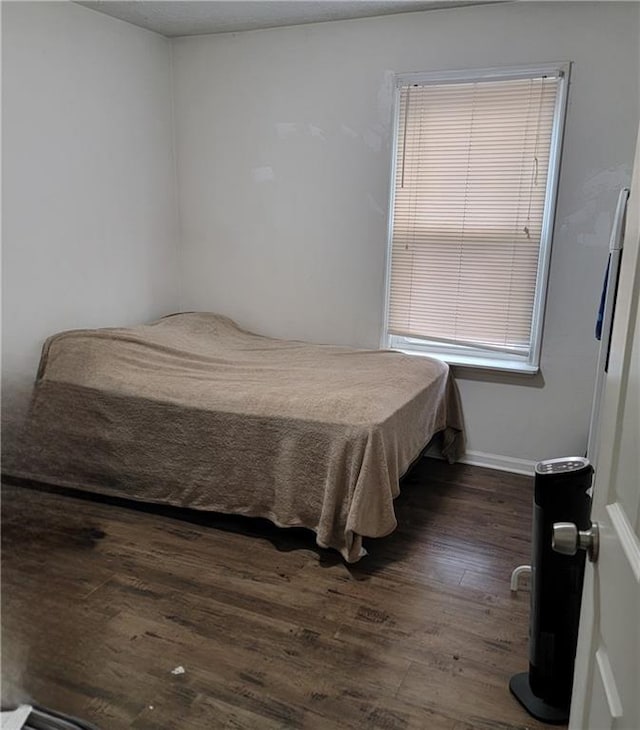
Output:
[568, 127, 640, 729]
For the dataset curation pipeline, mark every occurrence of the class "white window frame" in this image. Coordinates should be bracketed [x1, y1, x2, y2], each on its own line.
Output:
[382, 62, 571, 374]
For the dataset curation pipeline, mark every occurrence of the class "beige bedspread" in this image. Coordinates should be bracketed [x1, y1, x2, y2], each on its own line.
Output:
[12, 313, 465, 561]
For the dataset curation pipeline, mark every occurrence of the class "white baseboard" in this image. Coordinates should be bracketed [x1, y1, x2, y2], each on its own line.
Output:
[460, 450, 536, 476]
[426, 444, 536, 476]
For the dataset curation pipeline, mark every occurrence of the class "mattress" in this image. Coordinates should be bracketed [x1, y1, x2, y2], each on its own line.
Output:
[11, 312, 465, 561]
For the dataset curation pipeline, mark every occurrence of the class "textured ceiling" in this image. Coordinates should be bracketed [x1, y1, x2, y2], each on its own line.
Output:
[77, 1, 500, 37]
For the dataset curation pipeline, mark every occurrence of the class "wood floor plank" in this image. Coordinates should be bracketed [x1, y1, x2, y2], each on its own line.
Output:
[1, 459, 562, 729]
[397, 658, 549, 730]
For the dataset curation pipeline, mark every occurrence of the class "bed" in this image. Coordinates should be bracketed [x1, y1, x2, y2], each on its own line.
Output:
[11, 312, 465, 561]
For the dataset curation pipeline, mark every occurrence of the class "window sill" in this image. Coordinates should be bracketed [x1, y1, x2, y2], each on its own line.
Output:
[392, 347, 540, 375]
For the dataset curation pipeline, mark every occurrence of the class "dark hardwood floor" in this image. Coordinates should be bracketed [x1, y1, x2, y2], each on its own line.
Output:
[1, 459, 561, 729]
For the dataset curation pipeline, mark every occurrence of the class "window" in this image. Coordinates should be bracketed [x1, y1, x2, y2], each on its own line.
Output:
[383, 64, 570, 373]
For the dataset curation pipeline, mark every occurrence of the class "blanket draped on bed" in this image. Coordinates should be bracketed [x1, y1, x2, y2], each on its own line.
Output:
[11, 313, 465, 561]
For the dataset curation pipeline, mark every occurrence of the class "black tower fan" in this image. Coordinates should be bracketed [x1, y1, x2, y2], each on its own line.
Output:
[510, 456, 593, 724]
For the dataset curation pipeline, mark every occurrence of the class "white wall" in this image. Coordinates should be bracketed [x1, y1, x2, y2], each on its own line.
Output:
[172, 1, 639, 465]
[2, 2, 638, 470]
[1, 2, 180, 465]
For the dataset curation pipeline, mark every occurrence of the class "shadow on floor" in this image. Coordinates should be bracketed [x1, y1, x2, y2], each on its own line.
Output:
[1, 456, 454, 578]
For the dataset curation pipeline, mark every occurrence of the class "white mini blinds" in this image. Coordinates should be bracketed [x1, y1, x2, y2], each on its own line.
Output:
[386, 65, 568, 368]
